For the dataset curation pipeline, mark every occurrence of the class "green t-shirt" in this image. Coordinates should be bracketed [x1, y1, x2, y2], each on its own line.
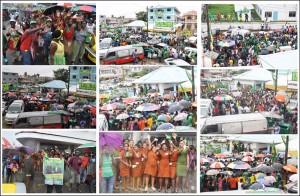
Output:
[100, 154, 114, 177]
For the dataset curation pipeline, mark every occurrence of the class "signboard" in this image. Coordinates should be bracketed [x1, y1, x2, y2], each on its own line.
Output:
[2, 84, 17, 92]
[287, 80, 298, 89]
[292, 72, 298, 81]
[43, 158, 64, 185]
[79, 83, 96, 91]
[79, 70, 92, 75]
[76, 89, 96, 97]
[155, 21, 174, 27]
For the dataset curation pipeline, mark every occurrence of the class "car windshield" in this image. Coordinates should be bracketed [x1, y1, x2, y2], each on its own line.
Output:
[8, 106, 21, 113]
[200, 108, 208, 117]
[100, 43, 110, 49]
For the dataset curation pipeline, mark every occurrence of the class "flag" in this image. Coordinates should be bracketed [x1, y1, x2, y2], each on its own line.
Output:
[252, 83, 257, 92]
[165, 134, 171, 140]
[271, 141, 275, 154]
[179, 84, 189, 100]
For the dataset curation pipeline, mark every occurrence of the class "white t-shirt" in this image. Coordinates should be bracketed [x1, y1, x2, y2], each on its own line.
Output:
[238, 182, 243, 190]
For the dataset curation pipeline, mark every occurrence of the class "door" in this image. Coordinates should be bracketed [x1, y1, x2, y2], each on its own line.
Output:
[273, 11, 278, 21]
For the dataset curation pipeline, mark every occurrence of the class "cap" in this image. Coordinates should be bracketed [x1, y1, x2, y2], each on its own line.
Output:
[10, 19, 16, 22]
[30, 20, 37, 25]
[46, 18, 52, 22]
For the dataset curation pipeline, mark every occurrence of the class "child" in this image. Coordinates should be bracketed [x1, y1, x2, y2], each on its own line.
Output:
[10, 159, 19, 183]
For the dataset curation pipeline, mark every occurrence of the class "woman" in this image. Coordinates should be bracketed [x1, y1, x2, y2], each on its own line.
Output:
[131, 144, 144, 191]
[176, 140, 189, 193]
[169, 140, 179, 193]
[118, 143, 131, 191]
[99, 145, 115, 193]
[72, 21, 88, 65]
[187, 145, 197, 192]
[49, 30, 65, 65]
[157, 141, 170, 193]
[140, 141, 148, 189]
[143, 136, 159, 191]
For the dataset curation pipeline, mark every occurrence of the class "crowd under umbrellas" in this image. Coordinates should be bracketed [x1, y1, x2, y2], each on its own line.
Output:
[100, 91, 196, 131]
[202, 23, 297, 67]
[200, 148, 298, 193]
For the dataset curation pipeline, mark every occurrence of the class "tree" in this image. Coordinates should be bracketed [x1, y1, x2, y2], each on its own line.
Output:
[135, 11, 147, 22]
[53, 68, 69, 83]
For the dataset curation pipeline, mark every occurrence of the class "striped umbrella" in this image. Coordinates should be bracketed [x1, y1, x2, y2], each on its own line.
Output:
[174, 113, 188, 121]
[136, 103, 159, 112]
[227, 161, 251, 170]
[213, 94, 233, 102]
[116, 113, 130, 120]
[255, 154, 265, 158]
[210, 162, 226, 169]
[101, 104, 116, 111]
[200, 158, 210, 164]
[222, 171, 234, 176]
[243, 152, 253, 156]
[242, 156, 254, 162]
[157, 114, 171, 122]
[123, 97, 135, 104]
[218, 40, 235, 47]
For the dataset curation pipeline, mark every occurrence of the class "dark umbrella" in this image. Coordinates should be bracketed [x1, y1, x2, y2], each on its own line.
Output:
[249, 182, 264, 190]
[43, 5, 64, 15]
[235, 170, 243, 177]
[156, 123, 176, 131]
[168, 104, 183, 113]
[258, 166, 275, 174]
[75, 101, 84, 106]
[99, 133, 123, 148]
[271, 163, 283, 171]
[178, 100, 192, 108]
[18, 146, 34, 155]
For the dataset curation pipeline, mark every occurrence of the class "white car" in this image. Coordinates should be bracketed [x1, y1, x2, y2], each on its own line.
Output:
[164, 58, 191, 66]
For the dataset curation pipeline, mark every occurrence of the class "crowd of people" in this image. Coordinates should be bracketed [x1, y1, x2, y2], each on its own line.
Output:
[201, 87, 298, 134]
[203, 22, 297, 67]
[3, 5, 96, 65]
[2, 147, 96, 193]
[99, 134, 197, 193]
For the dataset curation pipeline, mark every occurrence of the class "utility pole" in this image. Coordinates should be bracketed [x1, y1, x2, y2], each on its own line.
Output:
[206, 4, 211, 51]
[191, 66, 195, 102]
[284, 135, 289, 186]
[67, 66, 70, 97]
[146, 6, 149, 38]
[274, 69, 278, 94]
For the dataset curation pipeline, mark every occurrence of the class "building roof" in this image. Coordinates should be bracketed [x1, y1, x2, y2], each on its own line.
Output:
[133, 66, 190, 84]
[259, 50, 299, 69]
[232, 69, 273, 82]
[227, 135, 289, 144]
[124, 20, 146, 27]
[183, 10, 197, 16]
[40, 80, 66, 89]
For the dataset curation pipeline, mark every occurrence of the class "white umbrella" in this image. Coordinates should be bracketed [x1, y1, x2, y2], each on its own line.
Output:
[206, 170, 219, 175]
[289, 174, 298, 182]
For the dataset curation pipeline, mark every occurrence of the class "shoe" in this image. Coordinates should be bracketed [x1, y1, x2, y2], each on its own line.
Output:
[151, 187, 156, 191]
[145, 187, 148, 192]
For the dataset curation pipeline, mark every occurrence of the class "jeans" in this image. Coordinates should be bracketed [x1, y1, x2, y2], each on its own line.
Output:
[47, 185, 62, 193]
[100, 176, 114, 193]
[79, 167, 87, 183]
[21, 50, 32, 65]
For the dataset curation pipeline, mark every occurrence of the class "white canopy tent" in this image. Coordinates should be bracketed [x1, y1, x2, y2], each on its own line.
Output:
[124, 20, 146, 27]
[259, 50, 299, 69]
[232, 69, 273, 89]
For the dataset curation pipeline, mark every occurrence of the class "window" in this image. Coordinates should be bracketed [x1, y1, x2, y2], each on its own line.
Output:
[150, 9, 153, 12]
[265, 12, 272, 17]
[72, 75, 77, 79]
[167, 16, 171, 19]
[28, 116, 43, 126]
[107, 52, 116, 58]
[187, 16, 192, 20]
[203, 125, 218, 134]
[289, 11, 296, 17]
[72, 67, 77, 70]
[167, 8, 171, 11]
[44, 115, 61, 125]
[150, 16, 153, 19]
[158, 17, 162, 19]
[117, 50, 129, 57]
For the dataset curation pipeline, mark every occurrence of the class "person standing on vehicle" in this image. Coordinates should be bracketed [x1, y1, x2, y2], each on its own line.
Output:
[133, 49, 137, 64]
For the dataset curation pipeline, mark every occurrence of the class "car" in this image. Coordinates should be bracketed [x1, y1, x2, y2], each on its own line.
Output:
[164, 58, 191, 66]
[153, 43, 176, 53]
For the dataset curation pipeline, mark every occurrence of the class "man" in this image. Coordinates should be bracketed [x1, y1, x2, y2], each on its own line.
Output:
[23, 153, 35, 193]
[5, 18, 23, 64]
[20, 20, 44, 65]
[158, 48, 162, 63]
[53, 164, 62, 174]
[245, 13, 249, 22]
[137, 117, 146, 131]
[68, 150, 82, 192]
[79, 153, 89, 184]
[228, 175, 238, 190]
[45, 162, 53, 174]
[133, 49, 137, 64]
[39, 18, 53, 64]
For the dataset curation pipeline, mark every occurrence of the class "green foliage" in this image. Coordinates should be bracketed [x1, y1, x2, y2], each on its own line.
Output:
[53, 68, 69, 83]
[135, 11, 147, 22]
[129, 68, 150, 77]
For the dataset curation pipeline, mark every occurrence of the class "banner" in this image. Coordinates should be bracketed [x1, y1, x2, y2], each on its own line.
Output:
[79, 83, 96, 91]
[155, 21, 174, 27]
[43, 158, 64, 185]
[292, 72, 298, 81]
[287, 80, 298, 89]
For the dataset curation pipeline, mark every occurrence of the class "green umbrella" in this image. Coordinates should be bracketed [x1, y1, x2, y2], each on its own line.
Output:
[77, 142, 96, 148]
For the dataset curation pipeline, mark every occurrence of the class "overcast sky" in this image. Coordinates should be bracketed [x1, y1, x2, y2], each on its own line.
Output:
[99, 1, 199, 18]
[2, 131, 22, 147]
[2, 66, 68, 77]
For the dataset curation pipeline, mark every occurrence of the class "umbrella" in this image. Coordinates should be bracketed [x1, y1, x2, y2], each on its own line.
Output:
[156, 123, 176, 131]
[116, 113, 130, 120]
[77, 5, 96, 12]
[3, 147, 19, 155]
[178, 100, 192, 108]
[8, 92, 16, 97]
[222, 171, 234, 176]
[271, 163, 283, 171]
[258, 166, 275, 174]
[218, 40, 235, 47]
[2, 137, 12, 148]
[66, 98, 74, 102]
[43, 5, 64, 15]
[68, 106, 83, 113]
[174, 113, 188, 121]
[206, 170, 219, 175]
[242, 156, 254, 162]
[264, 176, 277, 184]
[213, 94, 233, 102]
[112, 102, 126, 110]
[101, 104, 117, 111]
[30, 97, 38, 101]
[249, 182, 264, 190]
[57, 2, 76, 8]
[157, 114, 171, 122]
[99, 133, 123, 148]
[215, 154, 226, 158]
[200, 158, 210, 164]
[278, 152, 292, 158]
[168, 104, 183, 113]
[255, 154, 265, 158]
[163, 94, 174, 100]
[129, 113, 143, 119]
[289, 174, 298, 182]
[161, 101, 172, 107]
[266, 45, 274, 52]
[256, 179, 271, 186]
[123, 97, 135, 104]
[67, 103, 75, 108]
[255, 173, 266, 179]
[148, 89, 157, 93]
[210, 162, 225, 169]
[18, 146, 34, 155]
[90, 107, 96, 115]
[227, 161, 251, 170]
[248, 167, 260, 172]
[235, 155, 243, 160]
[275, 94, 287, 103]
[243, 152, 253, 156]
[75, 101, 85, 106]
[136, 103, 159, 112]
[287, 159, 298, 166]
[77, 142, 96, 149]
[283, 165, 298, 173]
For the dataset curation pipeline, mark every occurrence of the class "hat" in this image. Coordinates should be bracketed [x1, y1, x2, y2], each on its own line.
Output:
[10, 19, 16, 22]
[46, 18, 52, 22]
[30, 20, 37, 25]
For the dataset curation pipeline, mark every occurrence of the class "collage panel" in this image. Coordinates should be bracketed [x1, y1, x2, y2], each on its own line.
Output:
[200, 69, 298, 135]
[2, 2, 96, 66]
[99, 132, 197, 193]
[200, 135, 298, 194]
[99, 65, 197, 131]
[2, 130, 97, 194]
[201, 3, 298, 68]
[2, 66, 97, 129]
[100, 1, 198, 66]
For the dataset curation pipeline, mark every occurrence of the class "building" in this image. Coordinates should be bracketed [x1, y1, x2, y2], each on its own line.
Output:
[234, 4, 254, 22]
[100, 15, 107, 25]
[148, 5, 181, 27]
[255, 4, 298, 21]
[2, 72, 18, 84]
[99, 65, 147, 80]
[69, 66, 96, 87]
[183, 10, 197, 33]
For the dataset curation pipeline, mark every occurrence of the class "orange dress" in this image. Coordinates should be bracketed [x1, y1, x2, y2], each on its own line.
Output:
[131, 151, 143, 177]
[141, 147, 148, 175]
[128, 147, 134, 176]
[157, 150, 170, 178]
[119, 150, 130, 177]
[144, 149, 158, 177]
[169, 150, 179, 178]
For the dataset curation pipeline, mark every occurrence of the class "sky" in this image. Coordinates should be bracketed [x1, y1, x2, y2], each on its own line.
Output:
[99, 1, 199, 18]
[2, 66, 68, 77]
[2, 131, 22, 147]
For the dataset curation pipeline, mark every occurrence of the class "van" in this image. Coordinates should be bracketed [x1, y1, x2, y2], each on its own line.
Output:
[5, 100, 25, 124]
[102, 45, 144, 65]
[200, 99, 213, 118]
[13, 111, 65, 129]
[99, 114, 109, 131]
[278, 46, 292, 52]
[99, 38, 113, 60]
[200, 113, 269, 134]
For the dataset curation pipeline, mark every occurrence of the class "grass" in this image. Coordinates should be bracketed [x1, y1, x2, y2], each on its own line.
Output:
[208, 4, 235, 15]
[251, 4, 261, 21]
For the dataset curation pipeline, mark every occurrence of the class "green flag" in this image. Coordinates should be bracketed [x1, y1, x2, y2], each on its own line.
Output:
[179, 84, 189, 100]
